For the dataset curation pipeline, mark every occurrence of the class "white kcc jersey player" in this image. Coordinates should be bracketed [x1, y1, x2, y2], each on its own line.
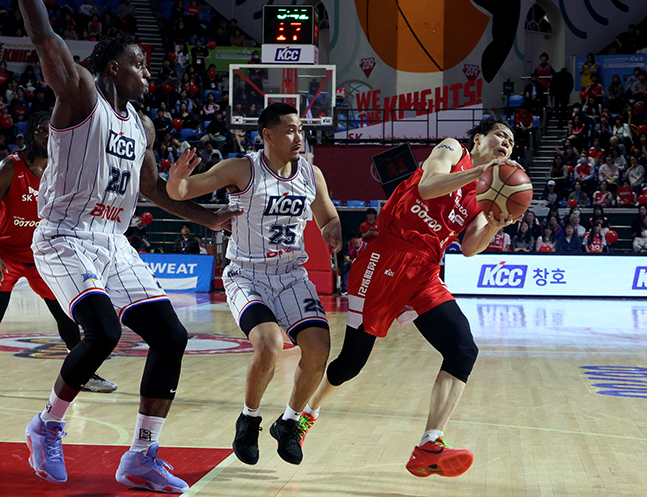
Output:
[32, 87, 168, 318]
[224, 150, 324, 344]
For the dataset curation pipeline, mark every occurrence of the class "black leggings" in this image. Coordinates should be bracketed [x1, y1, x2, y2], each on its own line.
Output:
[326, 300, 478, 386]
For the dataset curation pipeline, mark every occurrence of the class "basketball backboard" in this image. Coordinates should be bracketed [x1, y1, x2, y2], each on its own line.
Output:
[228, 64, 336, 130]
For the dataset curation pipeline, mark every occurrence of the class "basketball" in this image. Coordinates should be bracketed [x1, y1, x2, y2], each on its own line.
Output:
[475, 163, 533, 220]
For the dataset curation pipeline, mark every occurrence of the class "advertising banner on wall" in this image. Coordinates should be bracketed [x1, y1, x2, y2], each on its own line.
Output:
[574, 53, 647, 89]
[140, 253, 215, 292]
[444, 253, 647, 297]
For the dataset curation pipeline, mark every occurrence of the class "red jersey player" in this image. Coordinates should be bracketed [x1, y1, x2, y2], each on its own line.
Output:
[0, 112, 116, 392]
[299, 116, 520, 478]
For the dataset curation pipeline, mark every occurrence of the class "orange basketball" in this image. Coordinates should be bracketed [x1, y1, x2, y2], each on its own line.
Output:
[475, 163, 533, 220]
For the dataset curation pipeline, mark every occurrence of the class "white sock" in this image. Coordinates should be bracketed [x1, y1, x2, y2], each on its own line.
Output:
[243, 403, 261, 418]
[41, 389, 72, 422]
[303, 403, 320, 419]
[282, 403, 301, 422]
[130, 413, 165, 452]
[420, 429, 444, 446]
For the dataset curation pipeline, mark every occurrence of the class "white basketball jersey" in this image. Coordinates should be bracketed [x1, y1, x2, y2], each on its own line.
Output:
[226, 150, 317, 266]
[37, 86, 147, 235]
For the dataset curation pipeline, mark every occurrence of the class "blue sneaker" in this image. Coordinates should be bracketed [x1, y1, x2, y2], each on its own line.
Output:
[115, 443, 189, 493]
[24, 413, 67, 484]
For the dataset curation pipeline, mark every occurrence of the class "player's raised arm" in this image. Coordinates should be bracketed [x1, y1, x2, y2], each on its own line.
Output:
[310, 165, 342, 253]
[138, 113, 241, 231]
[166, 155, 249, 201]
[19, 0, 96, 127]
[417, 138, 488, 199]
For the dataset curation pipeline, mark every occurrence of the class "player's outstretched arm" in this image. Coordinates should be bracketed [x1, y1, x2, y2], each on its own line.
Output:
[19, 0, 95, 127]
[310, 165, 342, 253]
[166, 153, 248, 201]
[418, 138, 487, 199]
[138, 114, 241, 231]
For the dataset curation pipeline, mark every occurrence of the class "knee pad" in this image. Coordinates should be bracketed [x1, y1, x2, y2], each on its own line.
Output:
[62, 293, 122, 389]
[326, 325, 376, 386]
[123, 300, 188, 399]
[415, 301, 479, 383]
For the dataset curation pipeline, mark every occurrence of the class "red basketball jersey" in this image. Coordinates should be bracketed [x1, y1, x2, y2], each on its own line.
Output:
[0, 153, 41, 263]
[377, 146, 480, 263]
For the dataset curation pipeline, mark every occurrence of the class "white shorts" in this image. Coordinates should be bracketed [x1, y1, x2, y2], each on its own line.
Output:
[32, 229, 169, 321]
[223, 262, 328, 344]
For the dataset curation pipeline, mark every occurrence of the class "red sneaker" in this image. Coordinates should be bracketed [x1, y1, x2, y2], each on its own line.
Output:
[297, 412, 317, 447]
[406, 437, 474, 477]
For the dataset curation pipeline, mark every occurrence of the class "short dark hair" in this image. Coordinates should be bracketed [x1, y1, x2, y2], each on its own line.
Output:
[467, 114, 512, 148]
[87, 36, 138, 75]
[366, 207, 377, 216]
[257, 103, 298, 134]
[351, 231, 363, 239]
[24, 111, 51, 162]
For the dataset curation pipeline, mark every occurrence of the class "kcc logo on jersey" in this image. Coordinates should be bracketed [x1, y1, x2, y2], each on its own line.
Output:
[478, 262, 527, 288]
[263, 195, 306, 216]
[106, 130, 136, 160]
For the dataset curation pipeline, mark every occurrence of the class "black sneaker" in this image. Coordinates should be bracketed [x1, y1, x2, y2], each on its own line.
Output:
[232, 413, 262, 465]
[269, 416, 303, 465]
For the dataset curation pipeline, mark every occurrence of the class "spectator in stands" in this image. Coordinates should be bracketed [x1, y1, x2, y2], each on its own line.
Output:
[174, 43, 189, 80]
[567, 114, 588, 152]
[618, 24, 641, 54]
[593, 114, 612, 149]
[191, 38, 209, 75]
[610, 148, 628, 172]
[13, 133, 25, 152]
[203, 92, 219, 118]
[589, 204, 610, 232]
[608, 135, 627, 157]
[175, 102, 199, 130]
[172, 19, 190, 45]
[125, 227, 150, 253]
[194, 236, 208, 255]
[631, 204, 647, 238]
[608, 74, 625, 114]
[588, 137, 605, 166]
[117, 0, 137, 33]
[534, 52, 555, 91]
[153, 108, 172, 143]
[523, 72, 545, 114]
[631, 70, 647, 101]
[535, 225, 556, 252]
[593, 180, 615, 207]
[198, 141, 222, 168]
[27, 88, 51, 116]
[635, 133, 647, 159]
[486, 228, 510, 252]
[541, 180, 560, 204]
[214, 25, 228, 47]
[562, 144, 579, 167]
[550, 68, 574, 126]
[0, 104, 14, 142]
[598, 155, 620, 187]
[101, 12, 117, 37]
[173, 224, 200, 254]
[5, 8, 25, 37]
[624, 155, 645, 196]
[340, 232, 368, 294]
[225, 18, 240, 40]
[583, 222, 607, 253]
[87, 14, 102, 39]
[174, 89, 194, 114]
[154, 142, 175, 165]
[556, 224, 583, 253]
[548, 153, 569, 193]
[562, 207, 585, 238]
[157, 58, 179, 90]
[359, 207, 379, 243]
[574, 149, 597, 194]
[633, 217, 647, 253]
[625, 67, 642, 94]
[580, 53, 598, 89]
[582, 95, 602, 124]
[547, 215, 563, 239]
[184, 64, 203, 88]
[511, 221, 534, 252]
[200, 111, 227, 145]
[169, 0, 185, 28]
[617, 179, 636, 206]
[513, 104, 534, 152]
[583, 74, 604, 106]
[523, 210, 542, 240]
[568, 180, 591, 207]
[10, 87, 29, 122]
[0, 61, 12, 98]
[19, 65, 38, 91]
[230, 28, 245, 47]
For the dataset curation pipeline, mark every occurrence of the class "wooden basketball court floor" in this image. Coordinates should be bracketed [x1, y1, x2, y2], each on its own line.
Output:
[2, 281, 647, 497]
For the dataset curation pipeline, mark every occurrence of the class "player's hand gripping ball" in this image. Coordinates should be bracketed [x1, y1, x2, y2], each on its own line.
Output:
[476, 162, 533, 220]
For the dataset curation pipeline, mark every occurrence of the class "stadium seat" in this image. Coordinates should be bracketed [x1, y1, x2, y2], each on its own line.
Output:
[150, 108, 158, 119]
[180, 128, 198, 140]
[346, 200, 365, 207]
[508, 95, 524, 108]
[16, 121, 27, 136]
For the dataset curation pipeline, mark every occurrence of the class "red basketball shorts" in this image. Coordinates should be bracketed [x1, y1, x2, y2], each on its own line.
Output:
[346, 235, 454, 338]
[0, 254, 56, 300]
